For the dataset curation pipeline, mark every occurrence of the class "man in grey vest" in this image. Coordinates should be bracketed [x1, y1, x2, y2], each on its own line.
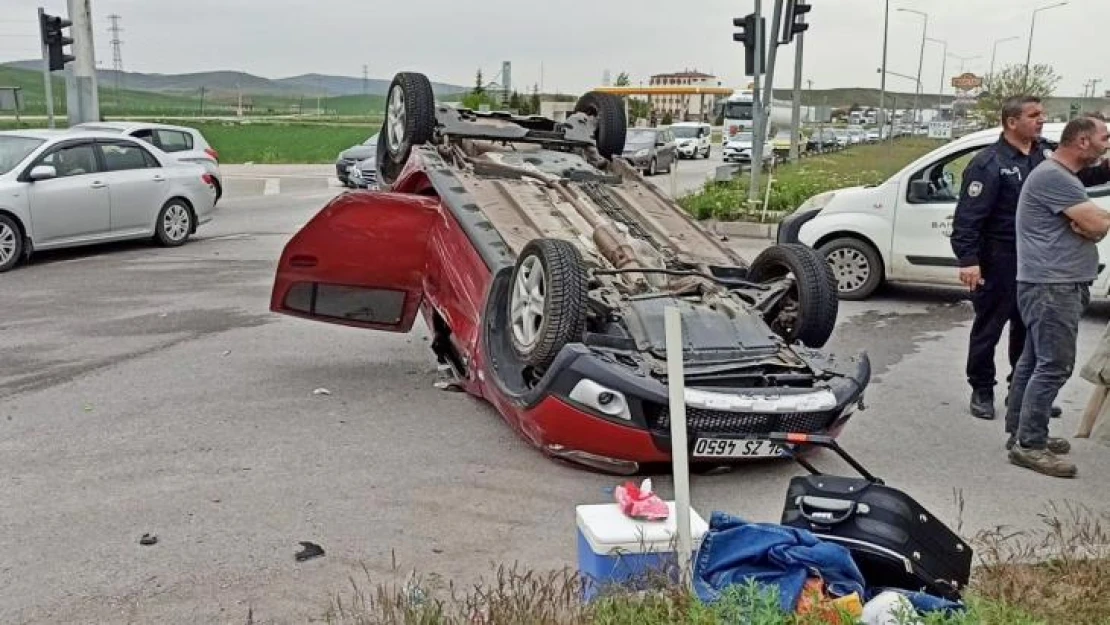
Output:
[1007, 114, 1110, 478]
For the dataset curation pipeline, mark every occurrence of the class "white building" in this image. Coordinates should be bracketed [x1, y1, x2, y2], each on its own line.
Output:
[648, 70, 721, 122]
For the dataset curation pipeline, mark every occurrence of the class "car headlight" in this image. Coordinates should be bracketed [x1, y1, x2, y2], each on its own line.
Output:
[634, 149, 650, 158]
[349, 167, 363, 181]
[796, 190, 836, 212]
[569, 379, 631, 420]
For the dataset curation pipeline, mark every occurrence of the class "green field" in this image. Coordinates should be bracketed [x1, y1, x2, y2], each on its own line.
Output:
[190, 121, 380, 163]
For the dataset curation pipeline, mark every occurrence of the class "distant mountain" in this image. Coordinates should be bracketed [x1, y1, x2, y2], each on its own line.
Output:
[2, 61, 468, 98]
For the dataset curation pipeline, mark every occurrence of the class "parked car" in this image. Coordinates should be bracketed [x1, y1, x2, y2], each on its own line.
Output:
[722, 132, 776, 168]
[335, 133, 379, 187]
[0, 130, 217, 273]
[806, 129, 840, 152]
[268, 71, 869, 474]
[73, 121, 222, 202]
[669, 121, 712, 159]
[770, 129, 807, 157]
[621, 127, 676, 175]
[778, 122, 1110, 300]
[346, 155, 379, 190]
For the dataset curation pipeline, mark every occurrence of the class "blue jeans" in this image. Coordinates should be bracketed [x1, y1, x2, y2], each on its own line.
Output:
[1005, 282, 1090, 449]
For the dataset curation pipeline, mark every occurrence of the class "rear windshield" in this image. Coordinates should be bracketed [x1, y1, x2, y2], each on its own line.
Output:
[0, 136, 46, 175]
[671, 126, 701, 139]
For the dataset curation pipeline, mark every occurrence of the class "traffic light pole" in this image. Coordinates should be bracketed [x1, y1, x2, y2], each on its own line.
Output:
[37, 7, 56, 129]
[750, 0, 783, 208]
[65, 0, 99, 125]
[789, 31, 804, 162]
[747, 0, 764, 207]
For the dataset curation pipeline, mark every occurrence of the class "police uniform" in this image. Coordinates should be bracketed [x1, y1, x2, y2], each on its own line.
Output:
[951, 134, 1110, 417]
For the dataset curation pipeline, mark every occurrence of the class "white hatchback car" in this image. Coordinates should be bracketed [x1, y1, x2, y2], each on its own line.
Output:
[0, 130, 217, 273]
[73, 121, 223, 202]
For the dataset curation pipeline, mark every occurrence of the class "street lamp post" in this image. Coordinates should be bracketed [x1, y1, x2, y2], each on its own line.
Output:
[897, 8, 928, 125]
[879, 0, 889, 131]
[927, 37, 948, 113]
[988, 36, 1019, 91]
[1024, 2, 1068, 90]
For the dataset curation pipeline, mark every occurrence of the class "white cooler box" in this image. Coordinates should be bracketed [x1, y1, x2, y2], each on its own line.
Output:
[575, 502, 708, 600]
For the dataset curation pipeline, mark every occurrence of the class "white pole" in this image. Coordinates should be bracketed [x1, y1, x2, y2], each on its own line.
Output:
[664, 306, 692, 585]
[669, 155, 678, 199]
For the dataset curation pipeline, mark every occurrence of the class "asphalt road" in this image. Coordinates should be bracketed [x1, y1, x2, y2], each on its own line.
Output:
[3, 162, 1110, 624]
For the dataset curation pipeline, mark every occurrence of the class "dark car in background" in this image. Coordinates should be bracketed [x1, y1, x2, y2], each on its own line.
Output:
[334, 133, 378, 187]
[621, 127, 676, 176]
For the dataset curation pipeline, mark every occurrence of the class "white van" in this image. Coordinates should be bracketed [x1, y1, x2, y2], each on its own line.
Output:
[669, 122, 712, 159]
[778, 122, 1110, 300]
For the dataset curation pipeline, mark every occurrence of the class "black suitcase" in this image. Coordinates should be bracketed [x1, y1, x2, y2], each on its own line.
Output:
[768, 433, 973, 600]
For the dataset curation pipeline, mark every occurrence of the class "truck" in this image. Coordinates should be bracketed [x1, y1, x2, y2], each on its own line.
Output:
[721, 89, 793, 146]
[777, 122, 1110, 300]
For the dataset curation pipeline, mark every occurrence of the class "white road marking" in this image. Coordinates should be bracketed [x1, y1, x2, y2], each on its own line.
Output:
[263, 178, 281, 196]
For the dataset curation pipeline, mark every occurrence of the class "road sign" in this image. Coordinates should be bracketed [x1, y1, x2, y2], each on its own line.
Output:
[928, 120, 953, 140]
[951, 73, 983, 91]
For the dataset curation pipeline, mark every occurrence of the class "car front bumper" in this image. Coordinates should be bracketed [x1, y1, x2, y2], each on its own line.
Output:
[508, 344, 869, 473]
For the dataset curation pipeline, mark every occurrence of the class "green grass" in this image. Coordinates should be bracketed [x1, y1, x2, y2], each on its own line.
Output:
[680, 137, 942, 222]
[183, 120, 380, 164]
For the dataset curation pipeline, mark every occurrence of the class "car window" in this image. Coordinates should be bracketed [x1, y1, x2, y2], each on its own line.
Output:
[0, 136, 45, 175]
[38, 143, 100, 177]
[131, 129, 155, 142]
[155, 130, 193, 152]
[99, 142, 156, 171]
[907, 146, 984, 204]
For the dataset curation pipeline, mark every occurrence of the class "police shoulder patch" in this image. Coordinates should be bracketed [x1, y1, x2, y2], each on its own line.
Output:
[968, 181, 983, 197]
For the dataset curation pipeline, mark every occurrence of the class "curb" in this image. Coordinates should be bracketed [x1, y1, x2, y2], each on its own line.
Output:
[700, 219, 778, 241]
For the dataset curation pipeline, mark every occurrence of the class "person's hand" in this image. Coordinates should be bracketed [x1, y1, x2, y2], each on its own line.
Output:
[1071, 219, 1105, 242]
[959, 265, 984, 291]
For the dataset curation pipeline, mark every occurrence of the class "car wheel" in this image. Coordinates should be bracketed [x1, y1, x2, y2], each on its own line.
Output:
[384, 71, 436, 166]
[704, 145, 711, 159]
[648, 158, 657, 176]
[508, 238, 587, 372]
[376, 125, 405, 188]
[154, 199, 194, 247]
[747, 243, 838, 348]
[0, 214, 23, 273]
[212, 178, 223, 203]
[573, 92, 627, 160]
[817, 237, 884, 301]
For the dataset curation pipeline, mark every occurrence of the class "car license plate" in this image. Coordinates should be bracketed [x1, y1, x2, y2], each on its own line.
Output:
[692, 438, 786, 459]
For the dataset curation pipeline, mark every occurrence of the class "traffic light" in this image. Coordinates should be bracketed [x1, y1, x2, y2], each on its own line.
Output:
[732, 14, 765, 76]
[39, 11, 75, 72]
[782, 0, 812, 43]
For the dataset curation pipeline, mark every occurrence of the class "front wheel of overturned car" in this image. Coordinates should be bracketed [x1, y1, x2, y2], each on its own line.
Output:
[573, 91, 627, 160]
[747, 243, 838, 348]
[384, 71, 436, 166]
[508, 238, 588, 373]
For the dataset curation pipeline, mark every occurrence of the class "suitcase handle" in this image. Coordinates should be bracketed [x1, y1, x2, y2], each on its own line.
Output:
[767, 432, 884, 485]
[796, 495, 867, 525]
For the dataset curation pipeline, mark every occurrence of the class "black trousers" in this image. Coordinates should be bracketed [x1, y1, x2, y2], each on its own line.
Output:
[966, 244, 1025, 392]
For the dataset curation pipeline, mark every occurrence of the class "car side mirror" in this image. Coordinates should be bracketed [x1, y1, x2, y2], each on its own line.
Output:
[29, 165, 57, 181]
[908, 179, 930, 202]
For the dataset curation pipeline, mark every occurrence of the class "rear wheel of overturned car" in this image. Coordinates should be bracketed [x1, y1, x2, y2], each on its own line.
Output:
[573, 92, 627, 160]
[508, 238, 588, 372]
[817, 237, 884, 301]
[384, 71, 436, 166]
[747, 243, 838, 348]
[375, 125, 405, 188]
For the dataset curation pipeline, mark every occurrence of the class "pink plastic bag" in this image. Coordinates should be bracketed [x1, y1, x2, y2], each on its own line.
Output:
[614, 478, 669, 521]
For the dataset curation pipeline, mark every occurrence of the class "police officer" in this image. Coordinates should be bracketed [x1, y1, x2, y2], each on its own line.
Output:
[952, 96, 1110, 420]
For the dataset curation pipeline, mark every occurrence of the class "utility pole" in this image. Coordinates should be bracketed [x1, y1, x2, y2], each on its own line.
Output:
[1090, 79, 1102, 100]
[789, 29, 805, 162]
[107, 13, 122, 102]
[747, 0, 765, 207]
[878, 0, 889, 132]
[64, 0, 99, 125]
[362, 64, 369, 96]
[199, 86, 206, 117]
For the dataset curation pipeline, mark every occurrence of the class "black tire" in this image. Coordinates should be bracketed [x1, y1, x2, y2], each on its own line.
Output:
[154, 199, 194, 247]
[747, 243, 838, 348]
[0, 213, 23, 273]
[375, 124, 405, 188]
[647, 158, 657, 176]
[704, 145, 711, 159]
[383, 72, 436, 166]
[573, 91, 627, 159]
[212, 178, 223, 204]
[508, 238, 588, 372]
[817, 237, 884, 301]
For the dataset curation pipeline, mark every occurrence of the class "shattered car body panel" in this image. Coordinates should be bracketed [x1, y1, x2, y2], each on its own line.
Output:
[271, 73, 870, 473]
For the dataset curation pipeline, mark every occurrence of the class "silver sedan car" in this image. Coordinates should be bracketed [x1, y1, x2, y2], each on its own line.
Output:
[0, 130, 217, 272]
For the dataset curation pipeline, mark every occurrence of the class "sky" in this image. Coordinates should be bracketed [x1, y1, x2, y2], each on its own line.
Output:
[0, 0, 1105, 98]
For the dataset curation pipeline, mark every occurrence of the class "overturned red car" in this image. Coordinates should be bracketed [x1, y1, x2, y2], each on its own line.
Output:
[270, 72, 870, 474]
